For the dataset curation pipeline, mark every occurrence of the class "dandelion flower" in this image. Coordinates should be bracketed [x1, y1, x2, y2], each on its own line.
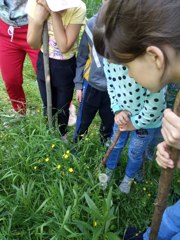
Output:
[68, 168, 74, 173]
[85, 137, 89, 141]
[57, 164, 61, 169]
[143, 187, 146, 191]
[93, 221, 97, 227]
[34, 166, 37, 170]
[148, 193, 151, 197]
[45, 157, 49, 162]
[63, 154, 69, 159]
[66, 150, 70, 154]
[51, 144, 55, 148]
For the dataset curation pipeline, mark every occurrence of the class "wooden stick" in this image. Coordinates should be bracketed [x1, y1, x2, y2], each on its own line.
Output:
[101, 129, 121, 165]
[42, 21, 53, 128]
[150, 91, 180, 240]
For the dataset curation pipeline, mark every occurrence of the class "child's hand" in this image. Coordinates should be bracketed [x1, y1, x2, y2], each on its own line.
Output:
[76, 90, 83, 104]
[115, 110, 131, 126]
[36, 0, 51, 12]
[161, 109, 180, 149]
[156, 141, 180, 169]
[118, 121, 136, 131]
[34, 3, 49, 25]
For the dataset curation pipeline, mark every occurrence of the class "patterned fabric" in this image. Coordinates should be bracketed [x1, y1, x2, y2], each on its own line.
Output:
[0, 0, 28, 26]
[104, 59, 167, 129]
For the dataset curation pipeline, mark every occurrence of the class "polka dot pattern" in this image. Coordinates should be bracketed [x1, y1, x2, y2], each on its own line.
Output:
[104, 59, 167, 129]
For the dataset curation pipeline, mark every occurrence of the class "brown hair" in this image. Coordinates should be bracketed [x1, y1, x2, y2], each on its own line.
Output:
[94, 0, 180, 64]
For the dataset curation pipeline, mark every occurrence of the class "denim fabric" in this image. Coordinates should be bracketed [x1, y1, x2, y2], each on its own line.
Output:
[143, 200, 180, 240]
[106, 124, 155, 178]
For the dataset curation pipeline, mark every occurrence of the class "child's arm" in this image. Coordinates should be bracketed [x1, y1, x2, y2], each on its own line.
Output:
[74, 25, 90, 103]
[50, 12, 82, 53]
[27, 4, 49, 49]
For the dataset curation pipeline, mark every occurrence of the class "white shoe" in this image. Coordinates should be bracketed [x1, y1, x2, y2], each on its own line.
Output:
[68, 104, 77, 127]
[119, 175, 133, 194]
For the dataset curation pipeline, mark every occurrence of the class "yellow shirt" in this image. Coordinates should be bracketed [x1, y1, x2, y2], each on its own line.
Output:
[26, 0, 86, 60]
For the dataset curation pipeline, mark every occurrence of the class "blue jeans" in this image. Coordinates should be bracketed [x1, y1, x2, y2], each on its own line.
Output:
[106, 124, 156, 178]
[143, 200, 180, 240]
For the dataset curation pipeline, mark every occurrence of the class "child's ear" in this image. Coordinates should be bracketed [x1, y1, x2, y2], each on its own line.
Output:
[146, 46, 165, 70]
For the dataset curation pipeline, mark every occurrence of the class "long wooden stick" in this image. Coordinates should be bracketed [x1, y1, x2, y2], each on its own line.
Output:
[42, 21, 52, 128]
[150, 91, 180, 240]
[101, 129, 121, 165]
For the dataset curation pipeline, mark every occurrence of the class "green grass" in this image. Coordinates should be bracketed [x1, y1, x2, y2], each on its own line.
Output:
[0, 1, 180, 239]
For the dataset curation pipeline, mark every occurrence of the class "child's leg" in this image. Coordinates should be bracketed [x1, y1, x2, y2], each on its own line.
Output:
[0, 20, 27, 113]
[105, 124, 129, 170]
[119, 128, 155, 194]
[145, 127, 163, 160]
[143, 200, 180, 240]
[73, 80, 89, 140]
[26, 47, 39, 74]
[36, 52, 47, 115]
[51, 57, 76, 136]
[74, 85, 101, 141]
[99, 91, 114, 143]
[125, 128, 155, 178]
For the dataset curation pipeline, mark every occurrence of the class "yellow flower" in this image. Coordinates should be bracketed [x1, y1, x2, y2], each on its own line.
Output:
[66, 150, 70, 154]
[143, 187, 146, 191]
[57, 164, 61, 169]
[37, 109, 40, 113]
[85, 137, 89, 141]
[34, 166, 37, 170]
[93, 221, 97, 227]
[148, 193, 151, 197]
[51, 144, 56, 148]
[68, 168, 74, 173]
[177, 179, 180, 183]
[63, 154, 69, 159]
[45, 157, 49, 162]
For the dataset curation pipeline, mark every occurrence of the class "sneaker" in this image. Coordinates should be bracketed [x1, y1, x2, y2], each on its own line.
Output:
[61, 134, 68, 144]
[68, 104, 77, 127]
[105, 168, 114, 182]
[119, 175, 133, 194]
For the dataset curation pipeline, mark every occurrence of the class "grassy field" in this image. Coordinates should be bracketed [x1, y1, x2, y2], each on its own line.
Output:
[0, 1, 180, 239]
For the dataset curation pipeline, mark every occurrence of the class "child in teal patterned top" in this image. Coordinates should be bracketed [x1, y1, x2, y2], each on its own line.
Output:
[103, 59, 167, 194]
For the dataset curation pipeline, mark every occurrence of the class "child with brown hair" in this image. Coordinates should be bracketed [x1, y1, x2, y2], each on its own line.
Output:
[93, 0, 180, 238]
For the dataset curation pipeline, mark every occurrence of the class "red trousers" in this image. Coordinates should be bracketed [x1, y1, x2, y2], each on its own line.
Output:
[0, 19, 39, 114]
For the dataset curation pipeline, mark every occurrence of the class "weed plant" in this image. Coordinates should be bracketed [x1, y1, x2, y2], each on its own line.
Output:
[0, 0, 180, 239]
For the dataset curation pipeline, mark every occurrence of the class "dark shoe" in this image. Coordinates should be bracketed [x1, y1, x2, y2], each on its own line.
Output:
[124, 227, 144, 240]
